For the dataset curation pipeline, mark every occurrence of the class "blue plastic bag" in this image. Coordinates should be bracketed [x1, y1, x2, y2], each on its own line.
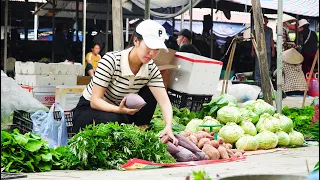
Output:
[31, 103, 68, 148]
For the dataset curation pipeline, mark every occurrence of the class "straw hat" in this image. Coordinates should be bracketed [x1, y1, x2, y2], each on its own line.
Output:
[298, 19, 309, 28]
[282, 48, 304, 64]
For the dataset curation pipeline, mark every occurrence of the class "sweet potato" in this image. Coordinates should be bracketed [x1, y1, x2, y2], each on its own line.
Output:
[187, 135, 198, 145]
[198, 138, 211, 149]
[218, 145, 229, 159]
[167, 141, 180, 155]
[175, 134, 201, 153]
[202, 144, 220, 160]
[231, 149, 245, 154]
[226, 148, 236, 158]
[193, 151, 207, 161]
[207, 140, 220, 148]
[197, 131, 213, 139]
[193, 133, 206, 141]
[225, 143, 233, 149]
[218, 137, 224, 144]
[234, 152, 243, 158]
[160, 135, 170, 143]
[174, 146, 198, 162]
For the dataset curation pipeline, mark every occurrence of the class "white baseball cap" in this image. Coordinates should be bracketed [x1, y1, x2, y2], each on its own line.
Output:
[136, 19, 169, 52]
[298, 19, 309, 28]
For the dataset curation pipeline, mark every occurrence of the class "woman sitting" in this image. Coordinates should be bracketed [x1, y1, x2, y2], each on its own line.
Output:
[85, 43, 101, 77]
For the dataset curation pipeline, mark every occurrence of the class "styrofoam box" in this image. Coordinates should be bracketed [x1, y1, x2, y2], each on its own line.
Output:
[15, 61, 84, 76]
[168, 52, 223, 95]
[15, 74, 77, 86]
[20, 85, 56, 105]
[55, 85, 86, 111]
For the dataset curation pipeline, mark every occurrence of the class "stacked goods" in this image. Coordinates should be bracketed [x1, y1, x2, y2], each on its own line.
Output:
[162, 130, 244, 162]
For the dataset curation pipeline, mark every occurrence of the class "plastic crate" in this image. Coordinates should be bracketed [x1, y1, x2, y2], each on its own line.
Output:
[13, 110, 75, 138]
[167, 89, 212, 112]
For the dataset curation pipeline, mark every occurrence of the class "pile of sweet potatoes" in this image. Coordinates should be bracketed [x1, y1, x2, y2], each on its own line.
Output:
[161, 130, 244, 162]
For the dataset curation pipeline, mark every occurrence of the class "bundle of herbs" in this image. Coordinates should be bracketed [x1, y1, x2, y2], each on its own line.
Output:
[1, 129, 60, 173]
[56, 123, 175, 170]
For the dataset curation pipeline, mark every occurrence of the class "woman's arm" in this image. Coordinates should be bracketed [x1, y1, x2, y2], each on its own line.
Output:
[149, 87, 178, 144]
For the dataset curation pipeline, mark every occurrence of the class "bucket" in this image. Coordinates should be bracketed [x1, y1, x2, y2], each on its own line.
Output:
[218, 174, 307, 180]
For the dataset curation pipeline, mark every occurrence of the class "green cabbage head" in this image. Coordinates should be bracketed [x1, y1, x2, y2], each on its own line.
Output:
[239, 108, 259, 124]
[289, 130, 305, 146]
[185, 119, 203, 133]
[255, 131, 278, 149]
[240, 120, 257, 136]
[202, 116, 221, 133]
[256, 113, 281, 133]
[218, 122, 244, 144]
[273, 113, 294, 133]
[243, 99, 276, 116]
[275, 131, 290, 146]
[235, 135, 259, 151]
[217, 102, 241, 124]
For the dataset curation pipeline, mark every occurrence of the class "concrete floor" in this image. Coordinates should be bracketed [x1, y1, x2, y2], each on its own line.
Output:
[19, 146, 319, 180]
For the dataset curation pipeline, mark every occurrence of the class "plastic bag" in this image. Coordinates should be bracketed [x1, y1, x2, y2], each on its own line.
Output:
[1, 71, 48, 124]
[31, 104, 68, 148]
[211, 80, 233, 100]
[228, 84, 261, 103]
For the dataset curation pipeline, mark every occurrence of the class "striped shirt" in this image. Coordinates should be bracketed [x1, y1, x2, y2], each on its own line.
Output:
[82, 47, 164, 105]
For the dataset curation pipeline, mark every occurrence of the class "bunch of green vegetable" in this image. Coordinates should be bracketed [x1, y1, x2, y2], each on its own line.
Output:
[57, 123, 175, 170]
[198, 94, 238, 119]
[282, 106, 318, 140]
[1, 129, 60, 173]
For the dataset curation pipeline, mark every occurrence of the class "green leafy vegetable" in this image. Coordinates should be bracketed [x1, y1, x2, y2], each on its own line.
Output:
[235, 135, 259, 151]
[199, 94, 238, 118]
[275, 131, 290, 146]
[57, 123, 175, 170]
[282, 106, 318, 141]
[255, 131, 278, 150]
[217, 102, 242, 124]
[218, 122, 244, 144]
[243, 99, 276, 116]
[1, 129, 58, 173]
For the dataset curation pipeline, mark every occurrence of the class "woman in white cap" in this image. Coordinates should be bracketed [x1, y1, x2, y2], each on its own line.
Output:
[297, 19, 318, 75]
[73, 19, 178, 144]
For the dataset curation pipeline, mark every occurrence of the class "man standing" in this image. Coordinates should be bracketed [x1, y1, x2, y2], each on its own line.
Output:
[175, 29, 201, 55]
[251, 16, 275, 81]
[297, 19, 318, 75]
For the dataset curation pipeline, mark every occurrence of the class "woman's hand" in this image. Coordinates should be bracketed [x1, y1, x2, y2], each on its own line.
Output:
[118, 97, 140, 115]
[160, 126, 178, 145]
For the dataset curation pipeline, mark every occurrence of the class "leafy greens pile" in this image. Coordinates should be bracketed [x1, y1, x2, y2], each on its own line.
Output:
[56, 123, 175, 170]
[282, 106, 318, 141]
[1, 129, 60, 173]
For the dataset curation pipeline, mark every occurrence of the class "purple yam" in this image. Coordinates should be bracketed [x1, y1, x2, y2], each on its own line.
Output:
[125, 94, 146, 109]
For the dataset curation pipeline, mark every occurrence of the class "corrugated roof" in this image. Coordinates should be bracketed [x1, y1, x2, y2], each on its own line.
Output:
[8, 0, 47, 3]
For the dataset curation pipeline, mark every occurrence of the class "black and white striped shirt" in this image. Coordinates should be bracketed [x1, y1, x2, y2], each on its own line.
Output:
[83, 47, 164, 105]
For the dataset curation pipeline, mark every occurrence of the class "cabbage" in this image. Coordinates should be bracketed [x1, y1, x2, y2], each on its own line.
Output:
[275, 131, 290, 146]
[256, 113, 281, 133]
[240, 120, 257, 136]
[239, 108, 259, 124]
[243, 99, 276, 116]
[273, 113, 294, 133]
[289, 130, 305, 146]
[235, 135, 259, 151]
[217, 103, 241, 124]
[218, 122, 244, 144]
[202, 116, 221, 133]
[185, 119, 204, 132]
[255, 131, 278, 149]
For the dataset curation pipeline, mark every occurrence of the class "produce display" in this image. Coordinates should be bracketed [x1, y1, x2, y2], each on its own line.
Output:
[162, 130, 245, 162]
[1, 130, 60, 173]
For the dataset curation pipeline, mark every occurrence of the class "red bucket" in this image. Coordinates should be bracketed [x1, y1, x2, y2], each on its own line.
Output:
[306, 73, 319, 97]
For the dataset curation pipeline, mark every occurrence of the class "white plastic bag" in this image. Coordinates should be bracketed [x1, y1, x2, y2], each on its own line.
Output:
[31, 104, 68, 148]
[1, 71, 48, 123]
[211, 80, 233, 100]
[228, 84, 261, 103]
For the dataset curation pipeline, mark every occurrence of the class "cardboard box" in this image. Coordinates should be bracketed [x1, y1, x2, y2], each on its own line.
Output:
[55, 85, 86, 111]
[168, 52, 223, 95]
[20, 85, 56, 106]
[77, 76, 91, 85]
[153, 48, 177, 71]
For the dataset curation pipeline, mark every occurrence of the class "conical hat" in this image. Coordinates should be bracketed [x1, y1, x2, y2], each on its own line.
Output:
[282, 48, 304, 64]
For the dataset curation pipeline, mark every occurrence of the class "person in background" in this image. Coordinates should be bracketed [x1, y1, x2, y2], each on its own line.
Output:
[251, 16, 275, 81]
[72, 19, 178, 144]
[297, 19, 318, 75]
[175, 29, 201, 55]
[85, 43, 101, 77]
